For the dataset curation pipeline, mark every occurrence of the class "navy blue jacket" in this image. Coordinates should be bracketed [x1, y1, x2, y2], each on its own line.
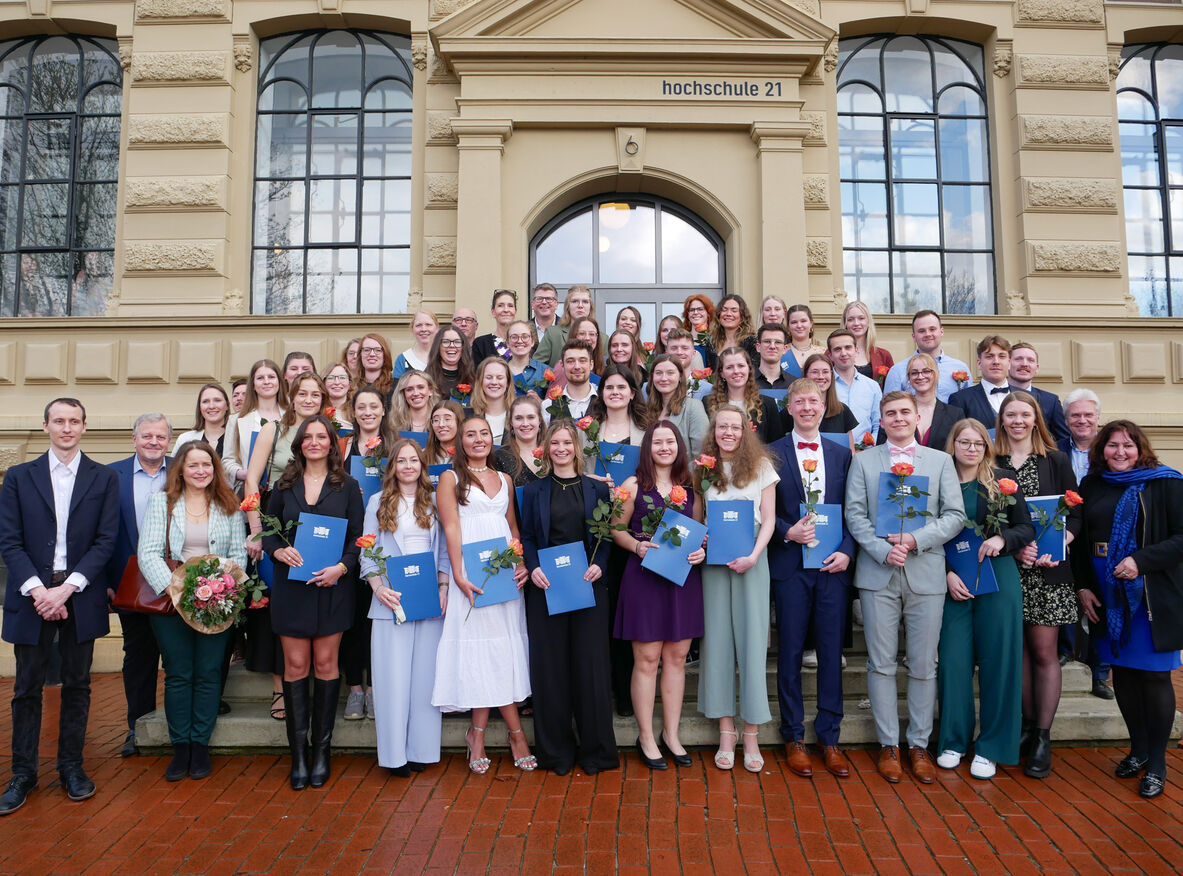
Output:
[106, 455, 171, 595]
[0, 452, 120, 645]
[520, 475, 611, 575]
[766, 435, 855, 583]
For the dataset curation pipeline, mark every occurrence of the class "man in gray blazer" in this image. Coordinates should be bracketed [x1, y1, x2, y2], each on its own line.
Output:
[845, 391, 966, 784]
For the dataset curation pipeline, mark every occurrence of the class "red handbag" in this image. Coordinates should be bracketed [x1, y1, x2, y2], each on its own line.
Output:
[111, 509, 180, 615]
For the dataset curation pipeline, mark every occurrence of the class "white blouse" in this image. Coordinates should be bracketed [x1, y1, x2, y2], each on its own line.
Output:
[704, 458, 780, 524]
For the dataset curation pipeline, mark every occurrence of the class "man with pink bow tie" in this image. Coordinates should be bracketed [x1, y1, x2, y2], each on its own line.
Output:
[844, 391, 966, 784]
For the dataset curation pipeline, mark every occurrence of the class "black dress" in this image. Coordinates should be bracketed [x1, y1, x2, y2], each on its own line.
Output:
[264, 475, 365, 638]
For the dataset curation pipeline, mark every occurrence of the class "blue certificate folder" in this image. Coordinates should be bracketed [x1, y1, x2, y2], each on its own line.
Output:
[705, 500, 755, 565]
[875, 472, 931, 537]
[538, 543, 595, 615]
[427, 464, 452, 487]
[593, 443, 641, 484]
[1026, 495, 1067, 563]
[759, 389, 787, 409]
[462, 538, 520, 608]
[944, 529, 999, 595]
[248, 430, 269, 489]
[820, 432, 849, 449]
[799, 503, 844, 569]
[288, 513, 348, 582]
[350, 456, 387, 507]
[641, 509, 707, 587]
[383, 551, 441, 622]
[398, 430, 429, 449]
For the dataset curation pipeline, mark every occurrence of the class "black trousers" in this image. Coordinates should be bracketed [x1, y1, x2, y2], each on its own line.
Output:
[524, 580, 619, 773]
[11, 607, 95, 777]
[604, 546, 633, 706]
[118, 610, 160, 730]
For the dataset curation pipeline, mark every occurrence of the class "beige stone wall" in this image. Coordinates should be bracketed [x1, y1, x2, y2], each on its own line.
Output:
[0, 0, 1180, 464]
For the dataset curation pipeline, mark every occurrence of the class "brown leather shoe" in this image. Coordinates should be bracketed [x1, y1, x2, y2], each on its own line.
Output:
[785, 740, 813, 778]
[909, 746, 936, 784]
[823, 745, 850, 778]
[877, 746, 903, 783]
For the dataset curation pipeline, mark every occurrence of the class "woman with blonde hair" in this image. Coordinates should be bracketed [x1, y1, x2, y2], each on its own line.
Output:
[760, 295, 788, 329]
[387, 370, 438, 437]
[493, 395, 545, 488]
[362, 438, 450, 776]
[936, 419, 1034, 780]
[697, 405, 779, 772]
[393, 310, 440, 379]
[842, 300, 894, 380]
[173, 382, 231, 457]
[470, 357, 512, 444]
[221, 358, 284, 487]
[994, 390, 1081, 779]
[535, 285, 594, 366]
[645, 353, 708, 455]
[705, 347, 784, 445]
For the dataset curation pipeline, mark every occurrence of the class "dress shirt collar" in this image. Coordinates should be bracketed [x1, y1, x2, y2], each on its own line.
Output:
[48, 449, 81, 476]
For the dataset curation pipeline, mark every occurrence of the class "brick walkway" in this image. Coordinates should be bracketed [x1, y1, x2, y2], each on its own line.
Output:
[0, 674, 1180, 874]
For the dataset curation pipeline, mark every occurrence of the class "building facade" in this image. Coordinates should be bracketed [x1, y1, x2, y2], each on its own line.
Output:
[0, 0, 1180, 462]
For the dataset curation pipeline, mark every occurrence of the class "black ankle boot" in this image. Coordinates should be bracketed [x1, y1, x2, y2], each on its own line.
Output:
[1025, 729, 1052, 778]
[309, 677, 341, 788]
[283, 677, 312, 790]
[1019, 718, 1037, 758]
[189, 742, 212, 780]
[165, 743, 190, 782]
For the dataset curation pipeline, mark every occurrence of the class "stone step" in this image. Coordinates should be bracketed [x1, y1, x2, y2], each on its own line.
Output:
[135, 692, 1182, 752]
[219, 654, 1099, 701]
[0, 617, 125, 676]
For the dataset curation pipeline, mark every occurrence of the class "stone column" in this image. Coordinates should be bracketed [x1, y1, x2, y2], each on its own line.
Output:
[451, 119, 513, 314]
[750, 121, 814, 304]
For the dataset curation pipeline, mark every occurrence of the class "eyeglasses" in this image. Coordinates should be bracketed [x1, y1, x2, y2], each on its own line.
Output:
[361, 346, 383, 355]
[907, 368, 935, 378]
[452, 317, 476, 325]
[533, 296, 556, 304]
[954, 440, 987, 450]
[508, 333, 532, 343]
[761, 338, 787, 346]
[431, 415, 454, 425]
[324, 374, 351, 383]
[440, 339, 463, 348]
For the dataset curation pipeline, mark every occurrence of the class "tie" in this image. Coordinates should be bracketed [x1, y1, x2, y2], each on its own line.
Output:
[797, 442, 818, 451]
[890, 446, 915, 461]
[989, 386, 1011, 395]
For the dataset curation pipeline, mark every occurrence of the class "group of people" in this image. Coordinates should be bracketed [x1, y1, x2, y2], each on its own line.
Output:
[0, 283, 1179, 816]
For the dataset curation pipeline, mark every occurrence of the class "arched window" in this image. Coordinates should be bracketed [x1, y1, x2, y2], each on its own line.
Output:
[1117, 44, 1183, 316]
[252, 30, 412, 314]
[529, 195, 724, 343]
[0, 35, 122, 317]
[837, 35, 994, 314]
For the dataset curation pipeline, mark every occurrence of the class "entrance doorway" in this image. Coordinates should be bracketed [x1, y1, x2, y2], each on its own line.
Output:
[529, 195, 724, 344]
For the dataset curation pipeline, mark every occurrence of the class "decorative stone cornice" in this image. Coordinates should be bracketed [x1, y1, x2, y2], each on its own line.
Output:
[1016, 55, 1109, 89]
[430, 0, 478, 19]
[131, 51, 229, 84]
[128, 114, 228, 148]
[1019, 115, 1112, 151]
[124, 241, 221, 274]
[126, 176, 225, 211]
[803, 174, 828, 209]
[1015, 0, 1103, 26]
[1022, 177, 1118, 213]
[1029, 241, 1121, 275]
[135, 0, 228, 20]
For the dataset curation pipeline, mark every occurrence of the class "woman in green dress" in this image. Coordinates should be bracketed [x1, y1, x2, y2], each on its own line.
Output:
[936, 419, 1034, 779]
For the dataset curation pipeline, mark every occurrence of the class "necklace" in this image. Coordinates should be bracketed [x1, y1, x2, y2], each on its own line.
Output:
[470, 465, 489, 473]
[185, 498, 209, 519]
[553, 473, 582, 491]
[791, 340, 813, 353]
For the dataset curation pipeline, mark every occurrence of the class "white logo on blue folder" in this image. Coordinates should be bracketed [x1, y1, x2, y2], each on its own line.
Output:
[675, 525, 690, 538]
[955, 540, 971, 554]
[815, 514, 829, 525]
[479, 550, 493, 562]
[404, 565, 419, 576]
[722, 511, 739, 522]
[313, 526, 330, 538]
[555, 555, 571, 568]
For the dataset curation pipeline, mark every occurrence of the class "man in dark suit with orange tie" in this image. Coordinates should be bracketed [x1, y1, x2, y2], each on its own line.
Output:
[0, 398, 120, 814]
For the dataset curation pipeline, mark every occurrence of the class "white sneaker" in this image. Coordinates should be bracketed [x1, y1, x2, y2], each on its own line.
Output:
[840, 654, 847, 669]
[936, 750, 963, 769]
[970, 755, 996, 779]
[802, 650, 818, 668]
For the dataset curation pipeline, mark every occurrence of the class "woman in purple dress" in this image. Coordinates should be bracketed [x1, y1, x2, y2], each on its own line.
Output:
[612, 421, 707, 770]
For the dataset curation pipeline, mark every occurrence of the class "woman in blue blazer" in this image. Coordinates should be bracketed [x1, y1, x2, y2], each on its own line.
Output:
[520, 420, 618, 775]
[139, 441, 247, 782]
[360, 438, 450, 777]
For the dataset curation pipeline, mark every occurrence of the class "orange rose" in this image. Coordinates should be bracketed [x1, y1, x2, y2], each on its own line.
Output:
[532, 447, 545, 460]
[543, 369, 556, 381]
[240, 493, 261, 512]
[998, 478, 1018, 496]
[546, 385, 563, 400]
[509, 538, 524, 556]
[324, 406, 336, 418]
[890, 462, 915, 477]
[694, 324, 707, 333]
[444, 446, 456, 456]
[363, 436, 382, 451]
[669, 485, 688, 506]
[876, 366, 889, 377]
[642, 342, 655, 351]
[1064, 490, 1083, 507]
[951, 371, 969, 383]
[695, 454, 716, 470]
[862, 431, 875, 446]
[802, 459, 818, 473]
[355, 534, 376, 549]
[576, 416, 594, 431]
[249, 596, 269, 609]
[612, 487, 631, 503]
[456, 383, 472, 394]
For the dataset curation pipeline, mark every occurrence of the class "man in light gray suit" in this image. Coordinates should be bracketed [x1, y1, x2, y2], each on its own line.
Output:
[845, 391, 966, 784]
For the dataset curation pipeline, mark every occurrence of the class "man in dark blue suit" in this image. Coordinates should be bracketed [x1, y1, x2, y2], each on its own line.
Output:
[106, 413, 171, 757]
[1008, 342, 1070, 443]
[947, 335, 1014, 431]
[768, 378, 855, 779]
[0, 398, 119, 814]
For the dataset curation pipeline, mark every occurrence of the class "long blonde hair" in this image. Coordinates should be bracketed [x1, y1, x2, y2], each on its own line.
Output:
[993, 390, 1056, 457]
[376, 439, 436, 532]
[706, 347, 764, 426]
[387, 369, 439, 433]
[471, 357, 511, 416]
[842, 300, 880, 357]
[700, 405, 770, 490]
[537, 419, 581, 479]
[946, 418, 1002, 506]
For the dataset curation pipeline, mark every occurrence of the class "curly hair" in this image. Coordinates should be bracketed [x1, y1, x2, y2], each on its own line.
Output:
[274, 416, 348, 492]
[709, 294, 755, 351]
[376, 438, 436, 533]
[699, 404, 771, 491]
[681, 294, 715, 332]
[706, 347, 764, 426]
[1087, 419, 1159, 474]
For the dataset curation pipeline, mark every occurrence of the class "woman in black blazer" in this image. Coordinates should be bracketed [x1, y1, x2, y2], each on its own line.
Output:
[264, 415, 364, 790]
[519, 419, 618, 776]
[993, 392, 1081, 780]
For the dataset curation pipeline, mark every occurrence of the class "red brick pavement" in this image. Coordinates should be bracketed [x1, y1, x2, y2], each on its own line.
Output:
[0, 673, 1179, 874]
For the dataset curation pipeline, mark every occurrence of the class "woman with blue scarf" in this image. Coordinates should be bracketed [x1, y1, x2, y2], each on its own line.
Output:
[1071, 420, 1183, 799]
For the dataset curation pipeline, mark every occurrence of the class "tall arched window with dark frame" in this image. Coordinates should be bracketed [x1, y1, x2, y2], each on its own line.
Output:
[836, 35, 995, 315]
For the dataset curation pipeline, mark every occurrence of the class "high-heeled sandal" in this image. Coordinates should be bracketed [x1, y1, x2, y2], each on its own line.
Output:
[466, 726, 491, 775]
[714, 729, 738, 770]
[507, 727, 537, 771]
[742, 730, 764, 773]
[270, 691, 285, 721]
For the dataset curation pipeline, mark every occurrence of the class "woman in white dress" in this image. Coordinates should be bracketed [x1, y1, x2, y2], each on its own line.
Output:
[433, 416, 536, 774]
[362, 438, 450, 777]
